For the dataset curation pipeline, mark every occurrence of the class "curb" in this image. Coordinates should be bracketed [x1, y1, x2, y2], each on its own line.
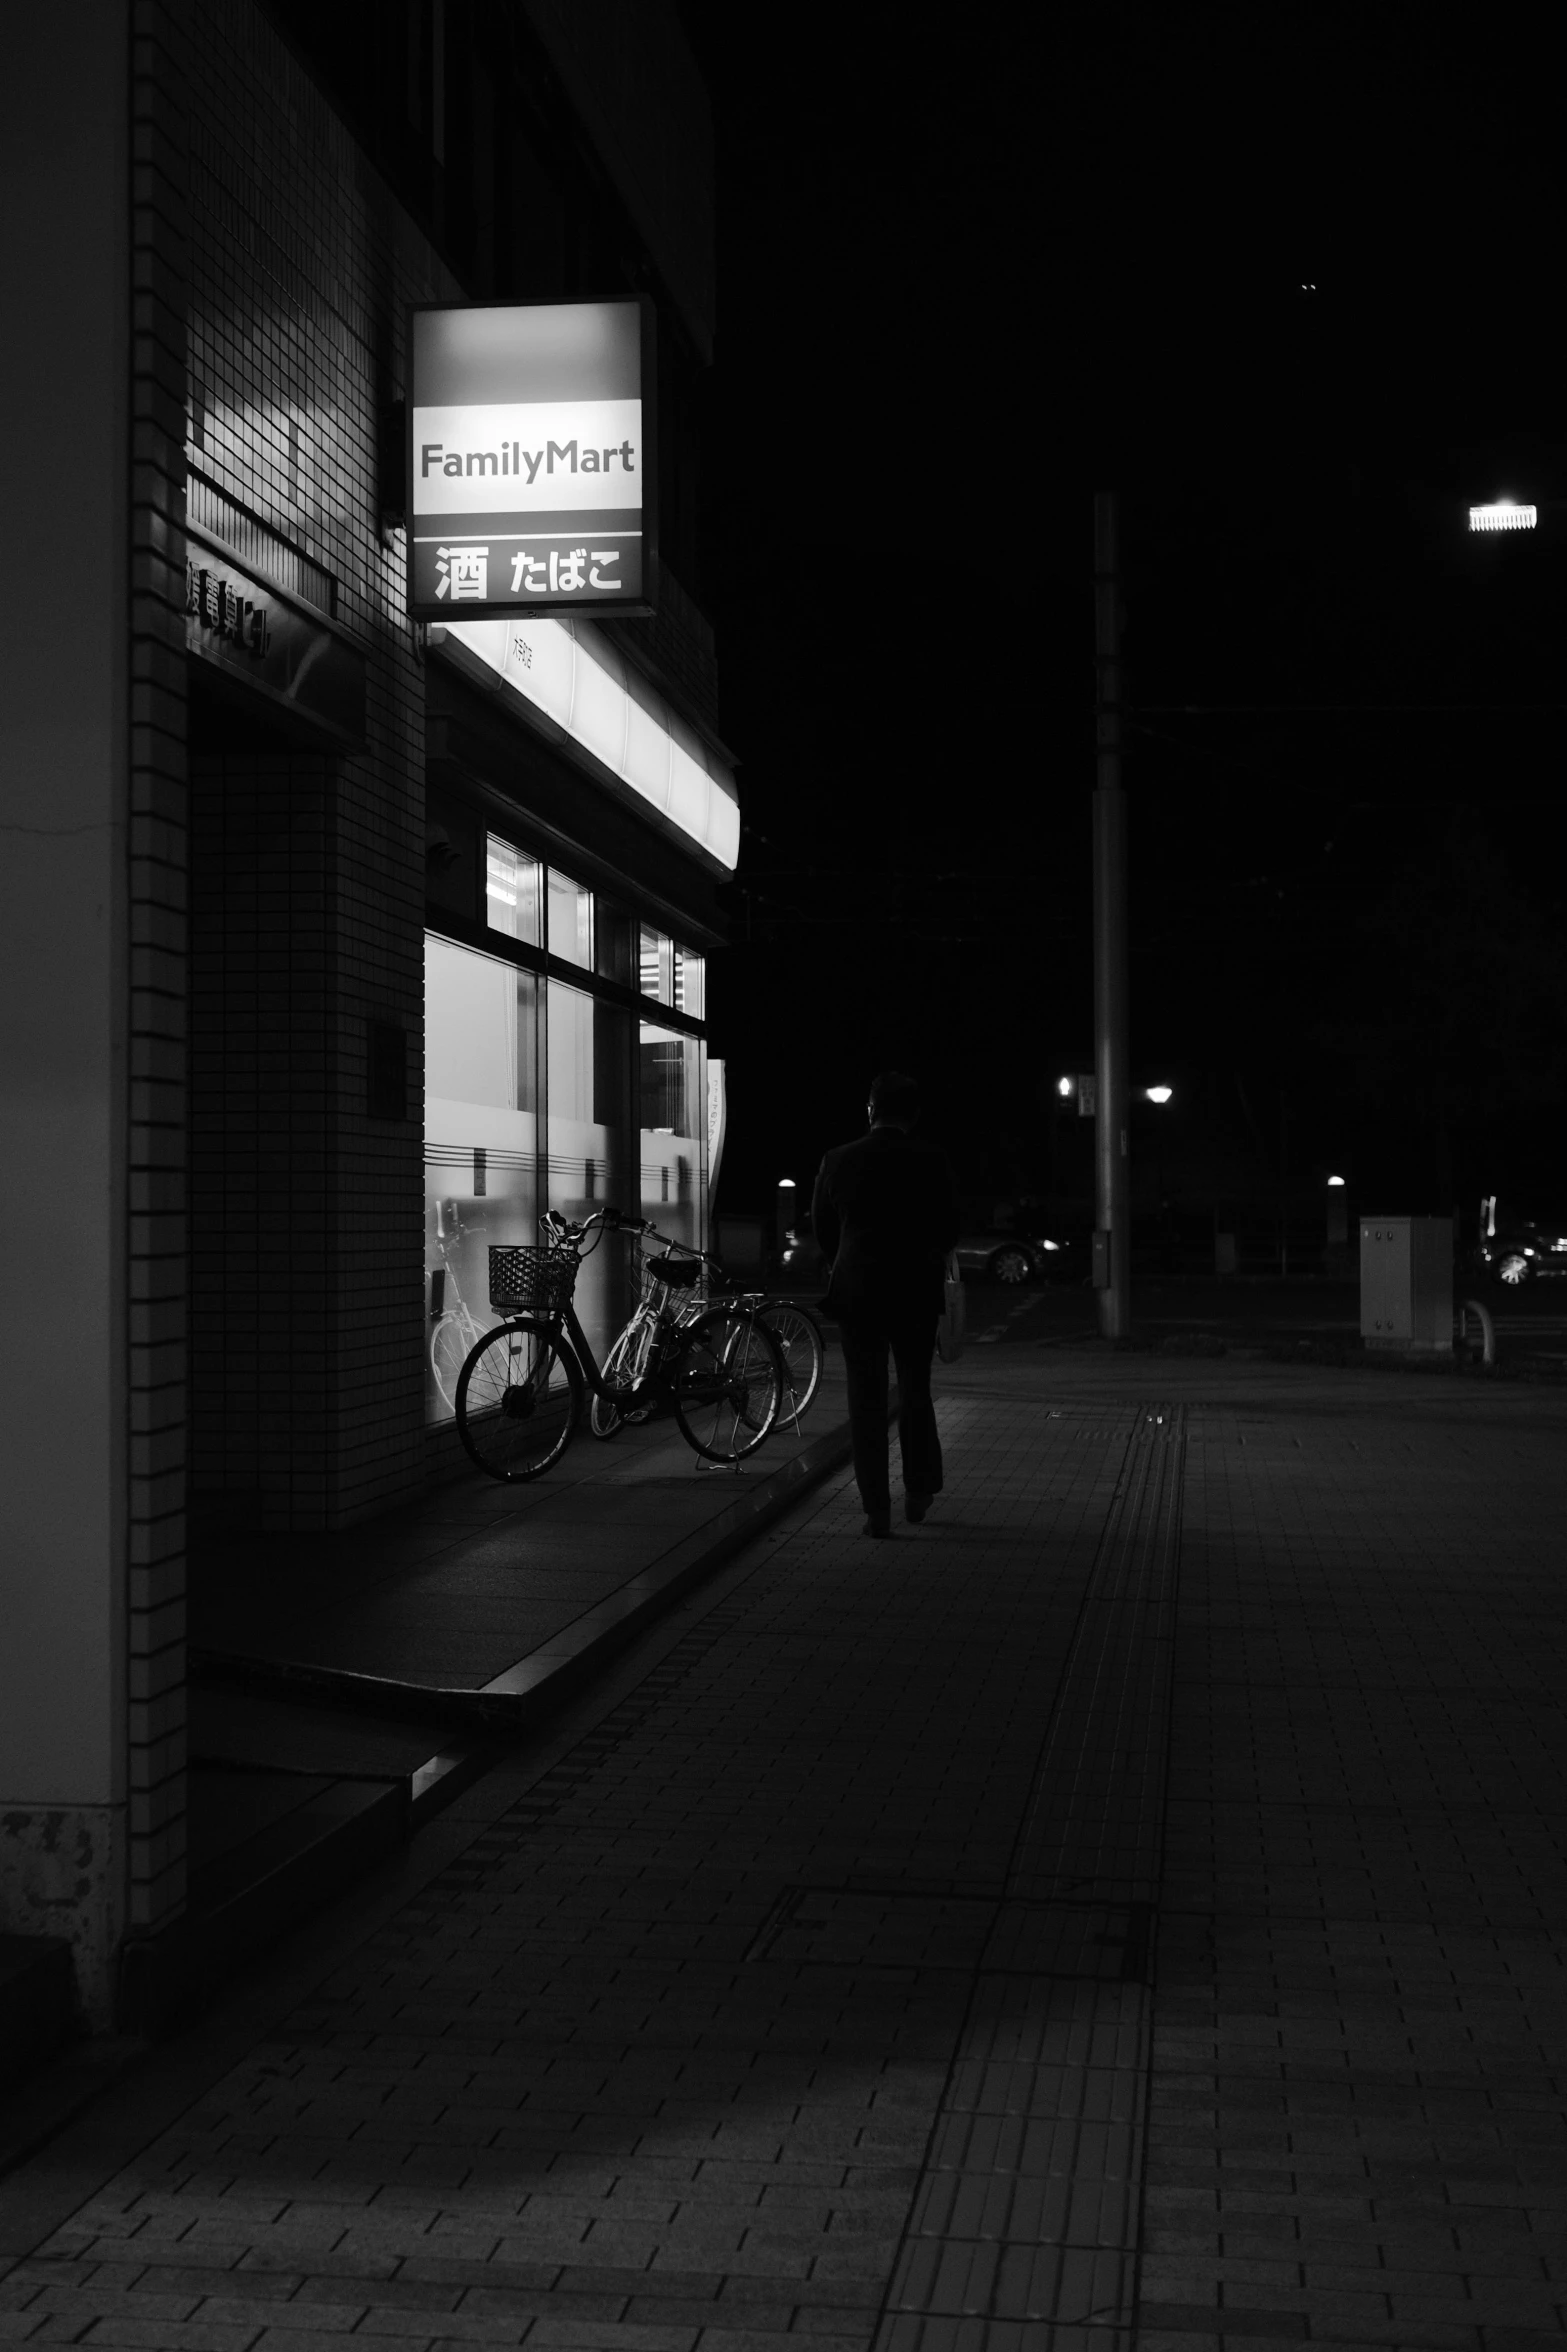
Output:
[11, 1413, 866, 2065]
[192, 1406, 862, 1731]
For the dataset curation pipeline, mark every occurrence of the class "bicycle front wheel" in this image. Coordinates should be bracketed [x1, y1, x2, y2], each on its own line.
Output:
[759, 1300, 825, 1421]
[673, 1307, 786, 1463]
[456, 1318, 581, 1481]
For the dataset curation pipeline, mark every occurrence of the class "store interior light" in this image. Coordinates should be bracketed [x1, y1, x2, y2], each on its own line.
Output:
[1469, 498, 1537, 532]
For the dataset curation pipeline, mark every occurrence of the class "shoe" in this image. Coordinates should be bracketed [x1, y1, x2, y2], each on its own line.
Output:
[904, 1492, 933, 1524]
[862, 1509, 892, 1537]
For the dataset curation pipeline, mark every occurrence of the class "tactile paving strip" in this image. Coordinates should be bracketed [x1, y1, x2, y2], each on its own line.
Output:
[747, 1888, 1145, 1981]
[874, 1405, 1186, 2351]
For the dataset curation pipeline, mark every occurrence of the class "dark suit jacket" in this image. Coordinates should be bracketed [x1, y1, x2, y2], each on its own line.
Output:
[811, 1125, 961, 1325]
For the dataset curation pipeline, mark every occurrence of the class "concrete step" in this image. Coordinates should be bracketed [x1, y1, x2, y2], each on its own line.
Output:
[0, 1934, 79, 2097]
[118, 1769, 408, 2037]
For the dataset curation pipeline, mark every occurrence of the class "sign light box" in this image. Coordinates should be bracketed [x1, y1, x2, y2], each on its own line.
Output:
[407, 298, 656, 619]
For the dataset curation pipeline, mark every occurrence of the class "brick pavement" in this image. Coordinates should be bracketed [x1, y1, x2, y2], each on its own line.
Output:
[1131, 1370, 1567, 2352]
[4, 1354, 1567, 2352]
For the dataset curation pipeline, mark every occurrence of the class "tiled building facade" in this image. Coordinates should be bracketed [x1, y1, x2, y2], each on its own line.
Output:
[0, 0, 730, 2025]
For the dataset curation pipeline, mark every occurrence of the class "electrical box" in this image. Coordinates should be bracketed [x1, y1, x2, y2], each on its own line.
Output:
[1360, 1216, 1452, 1351]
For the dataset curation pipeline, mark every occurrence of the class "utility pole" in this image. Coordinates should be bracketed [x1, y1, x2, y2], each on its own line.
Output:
[1093, 491, 1131, 1338]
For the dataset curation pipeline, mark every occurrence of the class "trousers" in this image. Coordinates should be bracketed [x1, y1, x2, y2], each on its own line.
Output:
[836, 1313, 942, 1514]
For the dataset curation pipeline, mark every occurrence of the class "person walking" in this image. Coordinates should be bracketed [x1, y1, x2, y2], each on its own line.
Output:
[810, 1071, 961, 1537]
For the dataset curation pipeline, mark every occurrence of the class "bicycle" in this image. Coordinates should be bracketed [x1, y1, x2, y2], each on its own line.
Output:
[428, 1203, 489, 1412]
[730, 1291, 825, 1424]
[454, 1206, 789, 1481]
[587, 1239, 825, 1439]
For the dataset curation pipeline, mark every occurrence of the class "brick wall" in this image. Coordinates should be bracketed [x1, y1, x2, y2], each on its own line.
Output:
[129, 2, 193, 1940]
[173, 0, 453, 1531]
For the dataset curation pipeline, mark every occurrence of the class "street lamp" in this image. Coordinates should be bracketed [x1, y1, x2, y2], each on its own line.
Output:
[1143, 1084, 1173, 1106]
[775, 1176, 796, 1260]
[1092, 491, 1129, 1338]
[1469, 497, 1537, 533]
[1325, 1173, 1349, 1259]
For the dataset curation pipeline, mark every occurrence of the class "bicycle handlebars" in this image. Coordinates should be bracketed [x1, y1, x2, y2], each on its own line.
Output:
[542, 1203, 650, 1245]
[541, 1204, 716, 1262]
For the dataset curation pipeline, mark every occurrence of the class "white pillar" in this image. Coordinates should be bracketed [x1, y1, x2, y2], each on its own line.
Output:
[0, 8, 131, 2022]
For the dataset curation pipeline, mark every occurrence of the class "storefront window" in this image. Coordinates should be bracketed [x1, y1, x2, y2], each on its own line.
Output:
[639, 922, 673, 1003]
[486, 834, 542, 944]
[548, 981, 632, 1364]
[425, 892, 706, 1421]
[675, 946, 705, 1019]
[425, 935, 541, 1423]
[548, 868, 594, 969]
[641, 1022, 706, 1254]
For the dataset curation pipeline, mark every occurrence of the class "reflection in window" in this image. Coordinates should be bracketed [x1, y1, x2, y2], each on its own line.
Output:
[640, 1022, 705, 1255]
[548, 981, 631, 1363]
[548, 868, 594, 968]
[595, 899, 634, 987]
[424, 935, 541, 1425]
[486, 834, 542, 944]
[639, 923, 673, 1003]
[675, 947, 705, 1019]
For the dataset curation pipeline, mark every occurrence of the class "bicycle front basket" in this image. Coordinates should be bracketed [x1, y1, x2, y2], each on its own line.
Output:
[488, 1244, 577, 1312]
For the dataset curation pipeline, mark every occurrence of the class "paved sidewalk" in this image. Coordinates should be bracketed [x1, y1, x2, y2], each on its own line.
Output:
[5, 1351, 1567, 2351]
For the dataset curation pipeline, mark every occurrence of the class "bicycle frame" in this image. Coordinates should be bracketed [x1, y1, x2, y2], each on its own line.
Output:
[517, 1206, 782, 1418]
[511, 1290, 677, 1409]
[573, 1215, 812, 1419]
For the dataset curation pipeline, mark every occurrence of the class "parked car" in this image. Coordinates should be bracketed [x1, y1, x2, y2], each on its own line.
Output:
[953, 1228, 1081, 1285]
[778, 1225, 1081, 1287]
[1473, 1206, 1567, 1287]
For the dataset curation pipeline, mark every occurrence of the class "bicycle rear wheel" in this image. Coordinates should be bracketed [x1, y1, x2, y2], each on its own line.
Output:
[589, 1313, 657, 1438]
[673, 1307, 786, 1463]
[759, 1300, 825, 1421]
[456, 1318, 581, 1481]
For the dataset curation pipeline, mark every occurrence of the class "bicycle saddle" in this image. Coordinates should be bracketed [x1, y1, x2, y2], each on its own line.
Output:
[646, 1255, 700, 1288]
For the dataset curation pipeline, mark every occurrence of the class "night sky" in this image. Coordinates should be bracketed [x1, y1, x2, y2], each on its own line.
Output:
[679, 8, 1567, 1234]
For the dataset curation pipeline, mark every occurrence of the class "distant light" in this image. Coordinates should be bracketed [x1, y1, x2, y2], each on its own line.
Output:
[1056, 1075, 1074, 1098]
[1144, 1085, 1173, 1105]
[1327, 1174, 1346, 1187]
[1040, 1238, 1060, 1251]
[1469, 498, 1537, 533]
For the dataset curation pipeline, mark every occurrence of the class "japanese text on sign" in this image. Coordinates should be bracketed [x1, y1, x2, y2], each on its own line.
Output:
[186, 563, 271, 656]
[433, 546, 624, 600]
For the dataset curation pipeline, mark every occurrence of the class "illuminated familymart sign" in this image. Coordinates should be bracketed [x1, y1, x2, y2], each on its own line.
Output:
[407, 298, 655, 619]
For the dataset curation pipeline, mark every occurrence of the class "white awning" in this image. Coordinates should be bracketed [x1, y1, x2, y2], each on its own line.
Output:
[430, 614, 739, 871]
